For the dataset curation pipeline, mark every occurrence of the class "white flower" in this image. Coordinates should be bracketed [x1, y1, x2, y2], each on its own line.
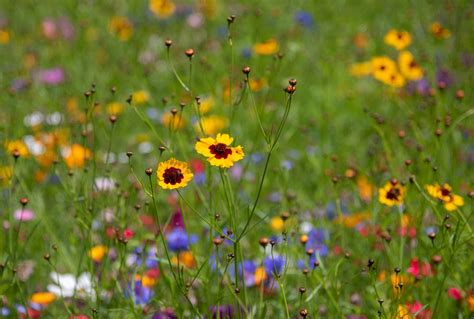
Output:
[94, 177, 116, 191]
[47, 272, 95, 300]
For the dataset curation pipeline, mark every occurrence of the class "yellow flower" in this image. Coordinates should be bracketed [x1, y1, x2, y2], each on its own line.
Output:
[336, 212, 371, 228]
[253, 38, 279, 56]
[31, 292, 56, 305]
[398, 51, 423, 81]
[162, 112, 186, 130]
[430, 22, 450, 39]
[371, 56, 397, 82]
[380, 71, 406, 88]
[109, 16, 133, 41]
[349, 61, 373, 77]
[198, 96, 215, 114]
[0, 166, 13, 186]
[198, 0, 218, 19]
[195, 133, 244, 168]
[270, 216, 285, 231]
[89, 245, 108, 262]
[141, 274, 157, 288]
[131, 90, 149, 105]
[396, 305, 410, 319]
[378, 180, 406, 207]
[149, 0, 176, 19]
[425, 183, 464, 211]
[254, 266, 267, 286]
[0, 29, 10, 44]
[249, 78, 268, 91]
[357, 176, 373, 201]
[5, 140, 29, 157]
[62, 144, 92, 169]
[384, 29, 412, 50]
[157, 158, 193, 190]
[196, 115, 228, 136]
[106, 102, 124, 115]
[171, 251, 196, 268]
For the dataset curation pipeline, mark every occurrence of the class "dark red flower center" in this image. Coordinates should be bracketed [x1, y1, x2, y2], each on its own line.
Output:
[397, 32, 404, 40]
[163, 167, 184, 185]
[440, 187, 451, 197]
[386, 187, 401, 201]
[209, 143, 232, 159]
[409, 60, 418, 68]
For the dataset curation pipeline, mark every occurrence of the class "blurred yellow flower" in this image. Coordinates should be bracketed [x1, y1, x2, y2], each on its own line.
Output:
[396, 305, 410, 319]
[140, 274, 157, 288]
[171, 251, 196, 268]
[426, 183, 464, 211]
[106, 102, 124, 115]
[336, 212, 371, 228]
[197, 115, 228, 136]
[384, 29, 412, 50]
[149, 0, 176, 19]
[157, 158, 193, 190]
[5, 140, 29, 157]
[195, 133, 244, 168]
[270, 216, 285, 231]
[162, 112, 186, 130]
[253, 38, 279, 55]
[0, 166, 13, 186]
[131, 90, 149, 105]
[198, 96, 215, 114]
[430, 22, 450, 39]
[89, 245, 108, 262]
[31, 292, 56, 305]
[198, 0, 218, 19]
[378, 180, 406, 207]
[349, 61, 373, 77]
[357, 176, 373, 201]
[254, 266, 267, 286]
[0, 29, 10, 44]
[380, 71, 406, 88]
[62, 144, 92, 169]
[109, 16, 133, 41]
[249, 78, 268, 91]
[398, 51, 423, 81]
[371, 56, 397, 82]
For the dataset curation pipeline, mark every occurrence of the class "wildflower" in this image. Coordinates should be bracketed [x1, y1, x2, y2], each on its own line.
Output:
[149, 0, 176, 19]
[253, 38, 279, 55]
[37, 67, 66, 85]
[384, 29, 412, 50]
[109, 16, 133, 41]
[264, 255, 285, 276]
[62, 144, 92, 169]
[5, 140, 29, 157]
[128, 276, 154, 306]
[467, 293, 474, 312]
[425, 183, 464, 211]
[352, 33, 368, 49]
[253, 266, 267, 286]
[171, 251, 196, 268]
[13, 209, 35, 221]
[382, 71, 406, 88]
[430, 22, 450, 39]
[406, 258, 434, 278]
[447, 287, 463, 300]
[30, 292, 56, 306]
[349, 61, 373, 77]
[106, 102, 124, 115]
[157, 158, 193, 190]
[398, 51, 423, 80]
[197, 96, 214, 114]
[0, 29, 10, 44]
[0, 165, 12, 186]
[196, 115, 228, 135]
[249, 78, 268, 91]
[162, 112, 186, 130]
[166, 228, 197, 251]
[357, 176, 373, 201]
[47, 272, 95, 299]
[378, 180, 406, 207]
[371, 56, 397, 81]
[131, 90, 149, 105]
[189, 159, 206, 185]
[195, 133, 244, 168]
[94, 177, 116, 191]
[294, 10, 314, 29]
[89, 245, 108, 262]
[270, 216, 285, 232]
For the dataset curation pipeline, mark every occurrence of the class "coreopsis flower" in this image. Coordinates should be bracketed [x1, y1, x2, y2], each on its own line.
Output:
[253, 38, 279, 55]
[0, 29, 10, 44]
[62, 144, 92, 169]
[380, 71, 406, 88]
[157, 158, 193, 189]
[195, 133, 244, 168]
[196, 115, 228, 136]
[149, 0, 176, 19]
[5, 140, 29, 157]
[108, 16, 133, 41]
[349, 61, 373, 77]
[398, 51, 423, 80]
[425, 183, 464, 211]
[384, 29, 412, 50]
[88, 245, 108, 262]
[378, 180, 406, 207]
[371, 56, 397, 82]
[30, 292, 56, 306]
[131, 90, 149, 105]
[430, 22, 450, 39]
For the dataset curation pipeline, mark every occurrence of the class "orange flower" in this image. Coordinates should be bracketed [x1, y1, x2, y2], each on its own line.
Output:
[253, 39, 279, 55]
[89, 245, 108, 262]
[5, 140, 29, 157]
[31, 292, 56, 305]
[62, 144, 92, 169]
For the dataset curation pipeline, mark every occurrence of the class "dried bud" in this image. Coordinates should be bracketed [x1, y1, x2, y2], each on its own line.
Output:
[165, 39, 173, 47]
[299, 309, 308, 318]
[259, 237, 269, 247]
[213, 238, 223, 246]
[289, 78, 297, 86]
[19, 198, 28, 206]
[145, 168, 153, 176]
[126, 151, 133, 158]
[109, 115, 117, 123]
[242, 66, 251, 75]
[455, 89, 464, 100]
[185, 48, 195, 58]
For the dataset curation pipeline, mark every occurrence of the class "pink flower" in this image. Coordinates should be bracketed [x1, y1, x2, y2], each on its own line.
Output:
[38, 68, 65, 85]
[42, 18, 57, 39]
[407, 258, 434, 278]
[407, 301, 431, 318]
[447, 287, 463, 300]
[14, 208, 35, 221]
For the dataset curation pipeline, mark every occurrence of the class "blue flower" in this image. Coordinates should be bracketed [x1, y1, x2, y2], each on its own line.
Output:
[264, 255, 285, 276]
[294, 11, 314, 29]
[166, 228, 197, 252]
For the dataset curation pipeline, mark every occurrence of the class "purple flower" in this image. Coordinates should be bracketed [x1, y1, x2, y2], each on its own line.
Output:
[38, 68, 65, 85]
[13, 209, 35, 221]
[210, 305, 233, 319]
[436, 68, 454, 87]
[152, 309, 177, 319]
[264, 255, 285, 276]
[294, 11, 314, 29]
[166, 228, 197, 252]
[128, 279, 153, 306]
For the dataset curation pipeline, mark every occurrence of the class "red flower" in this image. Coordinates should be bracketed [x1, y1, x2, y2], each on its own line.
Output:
[447, 287, 463, 300]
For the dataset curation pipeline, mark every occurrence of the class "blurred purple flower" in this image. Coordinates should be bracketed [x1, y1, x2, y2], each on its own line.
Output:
[152, 309, 177, 319]
[58, 17, 75, 40]
[264, 255, 285, 276]
[294, 10, 314, 29]
[436, 68, 454, 87]
[38, 68, 65, 85]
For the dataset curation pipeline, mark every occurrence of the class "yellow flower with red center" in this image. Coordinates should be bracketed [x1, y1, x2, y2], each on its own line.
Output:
[196, 115, 228, 136]
[425, 183, 464, 211]
[371, 56, 397, 82]
[89, 245, 108, 262]
[0, 29, 10, 45]
[384, 29, 412, 50]
[5, 140, 29, 157]
[108, 16, 133, 41]
[149, 0, 176, 19]
[430, 22, 450, 39]
[195, 133, 244, 168]
[378, 180, 406, 207]
[131, 90, 149, 105]
[398, 51, 423, 81]
[31, 292, 56, 305]
[349, 61, 373, 77]
[62, 144, 92, 169]
[381, 71, 406, 88]
[157, 158, 193, 190]
[253, 38, 279, 56]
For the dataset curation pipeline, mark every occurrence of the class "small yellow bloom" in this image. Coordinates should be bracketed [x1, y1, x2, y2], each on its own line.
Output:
[396, 305, 410, 319]
[171, 251, 196, 268]
[162, 112, 186, 130]
[131, 90, 150, 105]
[254, 266, 267, 286]
[249, 78, 268, 91]
[198, 96, 215, 114]
[141, 275, 157, 288]
[467, 294, 474, 312]
[425, 183, 464, 211]
[0, 29, 10, 44]
[270, 216, 285, 231]
[371, 56, 397, 82]
[0, 166, 13, 186]
[380, 71, 406, 88]
[157, 158, 193, 190]
[5, 140, 29, 157]
[196, 115, 228, 136]
[198, 0, 218, 19]
[384, 29, 412, 50]
[349, 61, 373, 77]
[62, 144, 92, 169]
[378, 180, 406, 207]
[336, 212, 371, 228]
[398, 51, 423, 81]
[195, 133, 244, 168]
[430, 22, 450, 39]
[31, 292, 56, 305]
[253, 38, 279, 56]
[109, 16, 133, 41]
[149, 0, 176, 19]
[106, 102, 124, 115]
[357, 176, 373, 201]
[89, 245, 108, 262]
